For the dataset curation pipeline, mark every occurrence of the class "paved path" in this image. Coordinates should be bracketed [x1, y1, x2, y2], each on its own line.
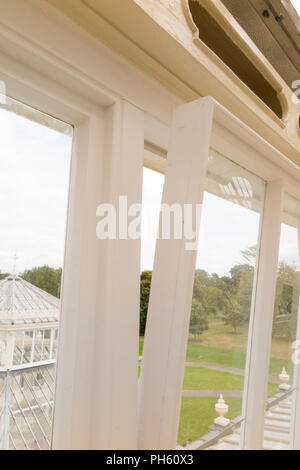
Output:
[182, 390, 243, 398]
[185, 361, 279, 384]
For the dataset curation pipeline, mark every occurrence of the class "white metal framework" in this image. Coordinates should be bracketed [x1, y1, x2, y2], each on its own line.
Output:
[0, 274, 59, 449]
[0, 362, 56, 450]
[0, 275, 59, 325]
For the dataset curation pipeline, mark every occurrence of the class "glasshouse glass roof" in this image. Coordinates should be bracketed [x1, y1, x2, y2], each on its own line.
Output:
[0, 275, 59, 325]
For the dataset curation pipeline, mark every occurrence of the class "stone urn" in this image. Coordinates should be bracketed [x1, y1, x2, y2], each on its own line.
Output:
[279, 368, 291, 391]
[214, 394, 230, 427]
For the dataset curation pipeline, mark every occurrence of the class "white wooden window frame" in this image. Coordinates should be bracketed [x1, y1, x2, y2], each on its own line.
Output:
[0, 83, 146, 450]
[0, 0, 181, 450]
[1, 0, 300, 451]
[139, 97, 300, 450]
[291, 227, 300, 449]
[0, 2, 150, 449]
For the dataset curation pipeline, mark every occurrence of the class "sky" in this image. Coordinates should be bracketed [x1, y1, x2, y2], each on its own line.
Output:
[291, 0, 300, 15]
[140, 1, 300, 275]
[141, 168, 261, 275]
[0, 109, 299, 277]
[0, 108, 72, 274]
[141, 168, 300, 275]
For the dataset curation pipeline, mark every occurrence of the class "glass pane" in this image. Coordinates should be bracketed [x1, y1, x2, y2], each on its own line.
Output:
[13, 332, 25, 366]
[139, 167, 164, 357]
[34, 330, 43, 362]
[43, 330, 51, 361]
[51, 329, 59, 360]
[24, 331, 33, 364]
[141, 167, 165, 272]
[265, 193, 300, 449]
[0, 97, 72, 450]
[177, 150, 265, 449]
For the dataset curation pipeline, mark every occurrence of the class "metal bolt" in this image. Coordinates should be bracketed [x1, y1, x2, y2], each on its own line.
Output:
[262, 9, 270, 18]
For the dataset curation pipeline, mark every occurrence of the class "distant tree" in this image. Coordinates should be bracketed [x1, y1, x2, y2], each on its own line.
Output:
[21, 266, 62, 298]
[230, 264, 253, 290]
[193, 270, 225, 316]
[234, 268, 254, 324]
[193, 270, 209, 307]
[272, 262, 298, 341]
[206, 285, 227, 316]
[241, 245, 257, 265]
[0, 271, 9, 280]
[189, 298, 209, 339]
[222, 296, 245, 333]
[137, 247, 300, 342]
[140, 271, 152, 336]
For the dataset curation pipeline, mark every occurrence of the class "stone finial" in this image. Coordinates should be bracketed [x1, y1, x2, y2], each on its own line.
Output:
[214, 394, 230, 427]
[279, 368, 291, 391]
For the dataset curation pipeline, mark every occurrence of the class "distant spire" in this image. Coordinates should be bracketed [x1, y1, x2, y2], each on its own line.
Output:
[12, 253, 18, 276]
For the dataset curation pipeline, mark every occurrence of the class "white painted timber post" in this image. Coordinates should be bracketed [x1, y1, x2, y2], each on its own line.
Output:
[290, 224, 300, 449]
[241, 179, 283, 449]
[138, 97, 214, 449]
[52, 100, 144, 449]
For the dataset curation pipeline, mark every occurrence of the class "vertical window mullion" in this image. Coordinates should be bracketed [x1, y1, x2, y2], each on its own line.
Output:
[138, 98, 214, 449]
[290, 223, 300, 449]
[241, 179, 283, 449]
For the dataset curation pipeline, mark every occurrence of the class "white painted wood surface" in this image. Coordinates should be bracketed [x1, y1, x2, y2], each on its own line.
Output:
[139, 97, 214, 449]
[0, 0, 299, 445]
[241, 180, 283, 450]
[290, 224, 300, 449]
[52, 101, 144, 449]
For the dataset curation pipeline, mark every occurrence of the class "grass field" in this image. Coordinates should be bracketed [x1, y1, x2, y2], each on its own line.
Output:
[177, 397, 242, 446]
[185, 342, 292, 376]
[183, 366, 277, 396]
[139, 321, 291, 445]
[198, 322, 293, 361]
[139, 330, 293, 377]
[183, 366, 244, 390]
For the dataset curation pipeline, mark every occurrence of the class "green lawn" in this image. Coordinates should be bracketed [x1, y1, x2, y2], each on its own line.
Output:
[139, 337, 281, 446]
[139, 337, 144, 356]
[183, 366, 277, 396]
[183, 366, 244, 390]
[178, 397, 242, 446]
[186, 342, 292, 376]
[186, 342, 245, 368]
[139, 337, 292, 377]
